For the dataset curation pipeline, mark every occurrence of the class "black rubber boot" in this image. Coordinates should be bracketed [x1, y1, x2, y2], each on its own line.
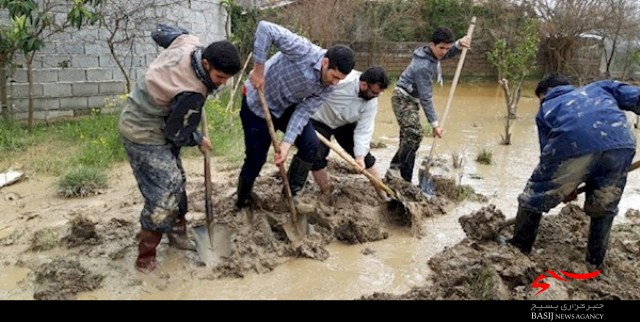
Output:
[236, 178, 255, 209]
[586, 213, 615, 269]
[287, 156, 313, 196]
[508, 206, 543, 254]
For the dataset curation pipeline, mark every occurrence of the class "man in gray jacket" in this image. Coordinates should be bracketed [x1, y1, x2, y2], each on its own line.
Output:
[388, 27, 470, 183]
[310, 66, 390, 194]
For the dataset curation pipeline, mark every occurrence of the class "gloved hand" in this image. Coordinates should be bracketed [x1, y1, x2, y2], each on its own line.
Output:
[152, 24, 190, 49]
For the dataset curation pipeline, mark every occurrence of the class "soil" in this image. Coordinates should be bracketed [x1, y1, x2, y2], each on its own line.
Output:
[1, 157, 638, 300]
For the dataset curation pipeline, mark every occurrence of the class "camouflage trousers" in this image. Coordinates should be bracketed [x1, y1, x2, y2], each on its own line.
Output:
[121, 135, 187, 233]
[389, 89, 423, 182]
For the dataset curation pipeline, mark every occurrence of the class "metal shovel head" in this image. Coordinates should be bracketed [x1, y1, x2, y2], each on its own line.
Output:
[418, 162, 436, 197]
[193, 222, 233, 266]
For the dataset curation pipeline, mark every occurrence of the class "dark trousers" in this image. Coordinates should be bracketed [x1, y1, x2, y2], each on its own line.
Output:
[311, 119, 376, 171]
[238, 95, 319, 183]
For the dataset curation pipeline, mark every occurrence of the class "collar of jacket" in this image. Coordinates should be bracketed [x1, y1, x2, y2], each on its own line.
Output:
[191, 47, 217, 93]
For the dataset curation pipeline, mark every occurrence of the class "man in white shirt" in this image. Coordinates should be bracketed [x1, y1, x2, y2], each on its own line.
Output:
[310, 66, 390, 194]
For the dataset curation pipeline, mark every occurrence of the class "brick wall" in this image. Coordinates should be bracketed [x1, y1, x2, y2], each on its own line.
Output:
[346, 41, 498, 77]
[3, 0, 226, 122]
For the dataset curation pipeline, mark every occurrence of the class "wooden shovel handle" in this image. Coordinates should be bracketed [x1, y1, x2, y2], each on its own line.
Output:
[201, 108, 213, 224]
[429, 16, 476, 158]
[315, 131, 396, 198]
[257, 89, 297, 218]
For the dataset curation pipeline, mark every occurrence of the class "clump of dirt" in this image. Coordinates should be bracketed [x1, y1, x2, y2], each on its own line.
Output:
[626, 208, 640, 224]
[29, 227, 60, 251]
[364, 204, 640, 300]
[33, 258, 104, 300]
[459, 204, 506, 242]
[434, 176, 488, 202]
[62, 215, 100, 247]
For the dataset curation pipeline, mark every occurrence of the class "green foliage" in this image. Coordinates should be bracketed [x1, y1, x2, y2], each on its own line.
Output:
[364, 0, 416, 42]
[416, 0, 476, 41]
[29, 227, 59, 251]
[486, 18, 539, 82]
[54, 112, 126, 168]
[475, 149, 492, 165]
[228, 2, 262, 61]
[57, 165, 108, 198]
[203, 93, 245, 165]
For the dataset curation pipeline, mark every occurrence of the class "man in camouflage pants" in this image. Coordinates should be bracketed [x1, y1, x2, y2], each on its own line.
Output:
[388, 27, 470, 182]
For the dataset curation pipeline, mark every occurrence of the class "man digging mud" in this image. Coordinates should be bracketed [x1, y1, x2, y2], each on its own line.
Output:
[118, 24, 242, 273]
[235, 21, 355, 212]
[310, 66, 390, 195]
[509, 74, 640, 270]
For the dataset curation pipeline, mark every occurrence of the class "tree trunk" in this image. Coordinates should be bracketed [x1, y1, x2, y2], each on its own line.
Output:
[0, 55, 9, 123]
[27, 54, 35, 129]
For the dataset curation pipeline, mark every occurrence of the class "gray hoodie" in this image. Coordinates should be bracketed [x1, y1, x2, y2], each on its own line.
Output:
[396, 44, 461, 127]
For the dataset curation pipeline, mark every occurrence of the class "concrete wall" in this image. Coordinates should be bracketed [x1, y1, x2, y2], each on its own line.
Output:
[3, 0, 226, 122]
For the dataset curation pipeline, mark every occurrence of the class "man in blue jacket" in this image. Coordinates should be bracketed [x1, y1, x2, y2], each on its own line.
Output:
[509, 74, 640, 269]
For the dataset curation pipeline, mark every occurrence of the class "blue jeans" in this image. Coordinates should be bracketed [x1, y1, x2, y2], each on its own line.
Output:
[238, 95, 319, 183]
[519, 148, 635, 218]
[121, 135, 187, 232]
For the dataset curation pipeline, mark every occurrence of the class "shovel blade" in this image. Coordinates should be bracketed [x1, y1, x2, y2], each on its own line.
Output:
[418, 163, 436, 196]
[193, 223, 233, 266]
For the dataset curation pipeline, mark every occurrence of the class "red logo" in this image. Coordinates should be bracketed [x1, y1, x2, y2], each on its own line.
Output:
[531, 270, 601, 296]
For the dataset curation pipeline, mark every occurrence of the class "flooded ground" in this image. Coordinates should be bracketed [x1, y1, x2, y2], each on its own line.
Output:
[0, 82, 638, 300]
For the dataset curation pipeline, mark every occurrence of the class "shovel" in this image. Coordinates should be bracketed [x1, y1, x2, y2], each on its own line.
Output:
[257, 89, 307, 243]
[419, 16, 476, 196]
[194, 108, 232, 266]
[315, 131, 410, 216]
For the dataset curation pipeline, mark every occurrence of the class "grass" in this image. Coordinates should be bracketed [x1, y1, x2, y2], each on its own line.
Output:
[58, 165, 109, 198]
[1, 90, 244, 196]
[475, 148, 493, 165]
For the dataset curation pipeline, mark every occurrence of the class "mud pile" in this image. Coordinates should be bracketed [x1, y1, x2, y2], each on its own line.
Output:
[364, 205, 640, 300]
[1, 162, 478, 299]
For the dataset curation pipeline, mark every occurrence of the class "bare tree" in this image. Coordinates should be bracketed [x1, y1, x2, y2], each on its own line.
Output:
[484, 0, 539, 145]
[599, 0, 640, 80]
[533, 0, 609, 80]
[93, 0, 182, 92]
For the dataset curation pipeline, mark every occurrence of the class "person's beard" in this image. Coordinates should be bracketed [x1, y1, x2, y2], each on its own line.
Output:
[358, 90, 374, 101]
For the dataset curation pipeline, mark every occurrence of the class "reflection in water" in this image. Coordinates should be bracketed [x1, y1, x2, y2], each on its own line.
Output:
[75, 82, 638, 300]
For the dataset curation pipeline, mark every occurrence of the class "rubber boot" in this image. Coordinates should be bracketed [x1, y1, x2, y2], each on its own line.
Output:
[312, 168, 331, 195]
[288, 156, 313, 196]
[135, 229, 163, 273]
[508, 206, 543, 254]
[236, 178, 255, 209]
[168, 217, 196, 251]
[586, 213, 615, 269]
[389, 143, 415, 182]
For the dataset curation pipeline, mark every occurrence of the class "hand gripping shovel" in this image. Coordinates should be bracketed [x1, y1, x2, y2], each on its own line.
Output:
[194, 108, 232, 266]
[257, 89, 307, 243]
[419, 16, 476, 196]
[315, 131, 410, 215]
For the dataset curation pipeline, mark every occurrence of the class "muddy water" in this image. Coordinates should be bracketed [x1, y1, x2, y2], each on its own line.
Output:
[72, 82, 640, 299]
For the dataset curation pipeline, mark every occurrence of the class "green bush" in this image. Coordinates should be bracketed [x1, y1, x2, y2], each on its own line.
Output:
[57, 166, 108, 198]
[475, 149, 492, 165]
